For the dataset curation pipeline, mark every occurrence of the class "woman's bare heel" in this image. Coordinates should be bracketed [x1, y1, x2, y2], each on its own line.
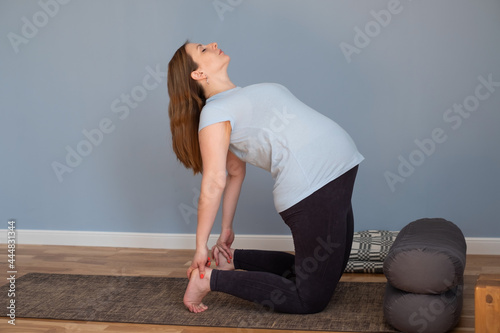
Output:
[183, 268, 212, 313]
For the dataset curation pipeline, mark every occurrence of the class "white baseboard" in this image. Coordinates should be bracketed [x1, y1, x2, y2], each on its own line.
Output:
[0, 229, 295, 251]
[1, 230, 499, 255]
[462, 237, 500, 255]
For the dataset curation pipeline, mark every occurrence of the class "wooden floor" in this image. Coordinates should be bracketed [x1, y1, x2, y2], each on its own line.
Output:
[1, 245, 499, 332]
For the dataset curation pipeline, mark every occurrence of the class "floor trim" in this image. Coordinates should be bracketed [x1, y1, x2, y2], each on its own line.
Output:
[2, 230, 499, 255]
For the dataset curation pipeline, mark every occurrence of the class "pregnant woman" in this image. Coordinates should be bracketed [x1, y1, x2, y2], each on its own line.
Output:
[167, 41, 364, 314]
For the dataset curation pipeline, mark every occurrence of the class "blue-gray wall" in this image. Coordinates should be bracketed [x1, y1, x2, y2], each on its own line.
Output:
[1, 0, 499, 237]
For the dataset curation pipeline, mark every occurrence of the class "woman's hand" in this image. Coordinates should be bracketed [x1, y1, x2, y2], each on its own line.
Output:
[212, 228, 234, 266]
[187, 246, 211, 279]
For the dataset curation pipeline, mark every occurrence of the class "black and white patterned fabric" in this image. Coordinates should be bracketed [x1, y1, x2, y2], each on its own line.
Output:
[345, 260, 384, 274]
[344, 230, 399, 273]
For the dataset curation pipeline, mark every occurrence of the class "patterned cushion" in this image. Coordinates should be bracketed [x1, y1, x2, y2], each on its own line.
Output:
[344, 260, 384, 274]
[345, 230, 399, 273]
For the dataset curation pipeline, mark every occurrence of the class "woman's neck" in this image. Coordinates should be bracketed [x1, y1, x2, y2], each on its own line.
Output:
[204, 76, 236, 99]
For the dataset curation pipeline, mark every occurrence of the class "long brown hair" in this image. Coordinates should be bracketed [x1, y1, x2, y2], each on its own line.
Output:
[167, 41, 206, 174]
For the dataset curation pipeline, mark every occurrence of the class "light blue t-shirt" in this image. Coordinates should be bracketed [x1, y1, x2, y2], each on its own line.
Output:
[199, 83, 364, 212]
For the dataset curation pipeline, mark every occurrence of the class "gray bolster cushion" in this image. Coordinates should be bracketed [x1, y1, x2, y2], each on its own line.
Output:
[383, 282, 463, 333]
[383, 218, 467, 294]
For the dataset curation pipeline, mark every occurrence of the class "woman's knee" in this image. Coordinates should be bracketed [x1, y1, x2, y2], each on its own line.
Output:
[294, 297, 330, 314]
[292, 287, 334, 314]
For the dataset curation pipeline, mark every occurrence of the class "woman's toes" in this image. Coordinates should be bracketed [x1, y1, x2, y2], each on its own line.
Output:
[192, 302, 208, 313]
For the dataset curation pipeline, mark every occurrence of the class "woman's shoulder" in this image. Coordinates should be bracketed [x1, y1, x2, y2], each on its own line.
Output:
[240, 82, 290, 96]
[243, 82, 286, 89]
[203, 83, 290, 111]
[205, 83, 284, 104]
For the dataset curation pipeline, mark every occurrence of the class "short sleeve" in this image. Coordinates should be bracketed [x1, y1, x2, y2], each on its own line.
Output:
[198, 105, 234, 132]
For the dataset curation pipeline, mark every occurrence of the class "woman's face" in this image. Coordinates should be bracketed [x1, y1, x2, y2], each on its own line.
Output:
[185, 42, 230, 77]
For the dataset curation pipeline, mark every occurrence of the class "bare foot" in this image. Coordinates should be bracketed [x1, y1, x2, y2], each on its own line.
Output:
[183, 268, 212, 313]
[215, 248, 236, 271]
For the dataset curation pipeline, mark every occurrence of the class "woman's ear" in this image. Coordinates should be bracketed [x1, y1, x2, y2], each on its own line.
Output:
[191, 70, 205, 82]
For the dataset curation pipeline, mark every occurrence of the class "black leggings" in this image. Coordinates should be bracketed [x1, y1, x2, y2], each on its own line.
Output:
[210, 165, 358, 314]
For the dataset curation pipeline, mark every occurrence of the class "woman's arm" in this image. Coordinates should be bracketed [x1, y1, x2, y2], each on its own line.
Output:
[215, 150, 246, 263]
[187, 121, 231, 279]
